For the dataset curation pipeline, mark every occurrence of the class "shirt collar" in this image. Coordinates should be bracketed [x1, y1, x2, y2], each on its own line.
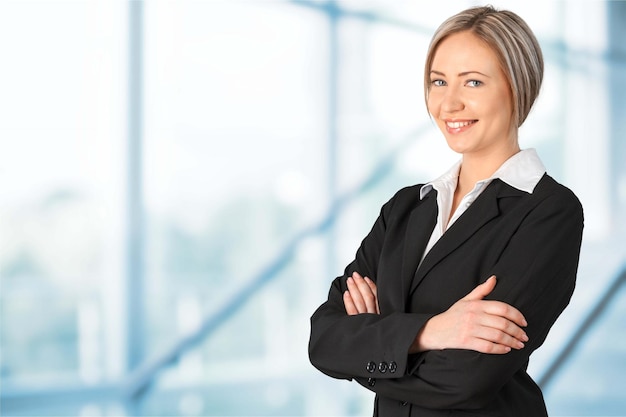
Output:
[419, 159, 460, 200]
[419, 148, 546, 200]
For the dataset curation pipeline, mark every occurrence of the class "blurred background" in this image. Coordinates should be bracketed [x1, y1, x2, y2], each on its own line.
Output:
[1, 0, 625, 416]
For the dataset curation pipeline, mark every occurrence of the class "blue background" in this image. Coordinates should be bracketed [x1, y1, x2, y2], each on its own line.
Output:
[1, 1, 625, 415]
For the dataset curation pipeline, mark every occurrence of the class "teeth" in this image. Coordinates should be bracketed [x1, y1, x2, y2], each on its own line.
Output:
[447, 120, 475, 128]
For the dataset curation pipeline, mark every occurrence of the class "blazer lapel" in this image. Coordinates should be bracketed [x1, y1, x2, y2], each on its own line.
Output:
[409, 180, 522, 295]
[400, 189, 438, 304]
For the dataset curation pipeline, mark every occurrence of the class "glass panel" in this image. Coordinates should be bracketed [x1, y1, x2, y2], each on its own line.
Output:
[544, 278, 626, 415]
[141, 2, 332, 409]
[1, 1, 624, 416]
[0, 0, 126, 413]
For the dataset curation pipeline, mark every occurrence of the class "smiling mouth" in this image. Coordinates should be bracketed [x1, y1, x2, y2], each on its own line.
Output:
[446, 120, 477, 129]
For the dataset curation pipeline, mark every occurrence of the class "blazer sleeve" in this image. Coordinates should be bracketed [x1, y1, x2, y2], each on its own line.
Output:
[353, 187, 584, 410]
[308, 190, 435, 380]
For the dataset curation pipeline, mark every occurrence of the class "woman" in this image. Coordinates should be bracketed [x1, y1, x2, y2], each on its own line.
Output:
[308, 5, 584, 417]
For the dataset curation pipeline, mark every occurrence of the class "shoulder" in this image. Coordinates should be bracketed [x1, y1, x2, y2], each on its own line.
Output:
[532, 174, 584, 220]
[390, 183, 424, 203]
[369, 183, 426, 225]
[382, 183, 426, 212]
[535, 174, 582, 207]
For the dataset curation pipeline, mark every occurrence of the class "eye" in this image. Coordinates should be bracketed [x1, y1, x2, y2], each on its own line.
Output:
[466, 80, 483, 87]
[431, 79, 446, 87]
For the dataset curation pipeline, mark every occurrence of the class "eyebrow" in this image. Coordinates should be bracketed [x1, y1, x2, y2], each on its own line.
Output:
[430, 70, 491, 78]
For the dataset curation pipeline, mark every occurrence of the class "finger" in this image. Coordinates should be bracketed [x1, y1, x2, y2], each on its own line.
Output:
[463, 275, 497, 301]
[474, 325, 526, 350]
[482, 314, 529, 343]
[482, 300, 528, 328]
[351, 273, 378, 313]
[343, 290, 358, 315]
[465, 304, 528, 344]
[346, 277, 367, 313]
[363, 277, 380, 314]
[468, 338, 514, 355]
[363, 276, 377, 294]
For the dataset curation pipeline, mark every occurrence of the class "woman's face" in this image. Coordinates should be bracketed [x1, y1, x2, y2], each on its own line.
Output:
[427, 31, 517, 158]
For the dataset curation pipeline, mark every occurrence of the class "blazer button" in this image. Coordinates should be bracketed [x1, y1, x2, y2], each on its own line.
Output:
[400, 401, 408, 406]
[378, 362, 388, 373]
[389, 361, 397, 373]
[367, 377, 376, 387]
[366, 361, 376, 373]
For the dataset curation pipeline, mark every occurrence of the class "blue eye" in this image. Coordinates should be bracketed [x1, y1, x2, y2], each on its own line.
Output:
[467, 80, 482, 87]
[431, 79, 446, 87]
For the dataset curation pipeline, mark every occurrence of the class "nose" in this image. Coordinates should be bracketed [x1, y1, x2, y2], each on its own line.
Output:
[441, 87, 464, 113]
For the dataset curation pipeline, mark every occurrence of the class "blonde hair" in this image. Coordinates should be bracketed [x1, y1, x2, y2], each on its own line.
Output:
[424, 6, 544, 127]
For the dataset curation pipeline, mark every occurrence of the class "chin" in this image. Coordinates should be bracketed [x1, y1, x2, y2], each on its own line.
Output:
[444, 138, 472, 155]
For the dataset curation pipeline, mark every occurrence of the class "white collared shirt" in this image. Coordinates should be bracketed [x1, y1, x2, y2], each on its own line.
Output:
[418, 148, 546, 263]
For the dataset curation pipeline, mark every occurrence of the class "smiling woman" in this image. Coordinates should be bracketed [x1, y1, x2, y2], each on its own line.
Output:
[428, 32, 517, 171]
[309, 5, 584, 417]
[424, 7, 544, 129]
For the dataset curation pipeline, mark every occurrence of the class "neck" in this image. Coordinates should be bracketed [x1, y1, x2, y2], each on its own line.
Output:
[458, 144, 520, 191]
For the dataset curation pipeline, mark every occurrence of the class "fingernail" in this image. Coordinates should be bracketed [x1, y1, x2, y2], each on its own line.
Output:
[522, 333, 529, 342]
[522, 319, 528, 327]
[517, 341, 525, 349]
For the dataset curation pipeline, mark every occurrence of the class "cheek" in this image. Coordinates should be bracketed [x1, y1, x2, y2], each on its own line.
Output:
[488, 89, 514, 125]
[492, 99, 514, 128]
[427, 94, 439, 115]
[464, 97, 482, 113]
[468, 96, 501, 122]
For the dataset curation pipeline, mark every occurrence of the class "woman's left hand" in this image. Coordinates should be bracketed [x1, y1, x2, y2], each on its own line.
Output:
[343, 271, 380, 315]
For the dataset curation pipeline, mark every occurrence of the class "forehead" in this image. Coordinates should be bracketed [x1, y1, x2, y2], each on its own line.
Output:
[431, 31, 501, 74]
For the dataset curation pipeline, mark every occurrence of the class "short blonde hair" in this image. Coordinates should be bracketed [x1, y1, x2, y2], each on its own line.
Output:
[424, 6, 544, 127]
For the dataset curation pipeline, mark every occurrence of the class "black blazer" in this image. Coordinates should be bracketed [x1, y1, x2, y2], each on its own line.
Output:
[309, 174, 584, 417]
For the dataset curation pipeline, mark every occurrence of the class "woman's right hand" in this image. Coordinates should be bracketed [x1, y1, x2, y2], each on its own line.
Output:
[410, 276, 529, 354]
[343, 271, 380, 315]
